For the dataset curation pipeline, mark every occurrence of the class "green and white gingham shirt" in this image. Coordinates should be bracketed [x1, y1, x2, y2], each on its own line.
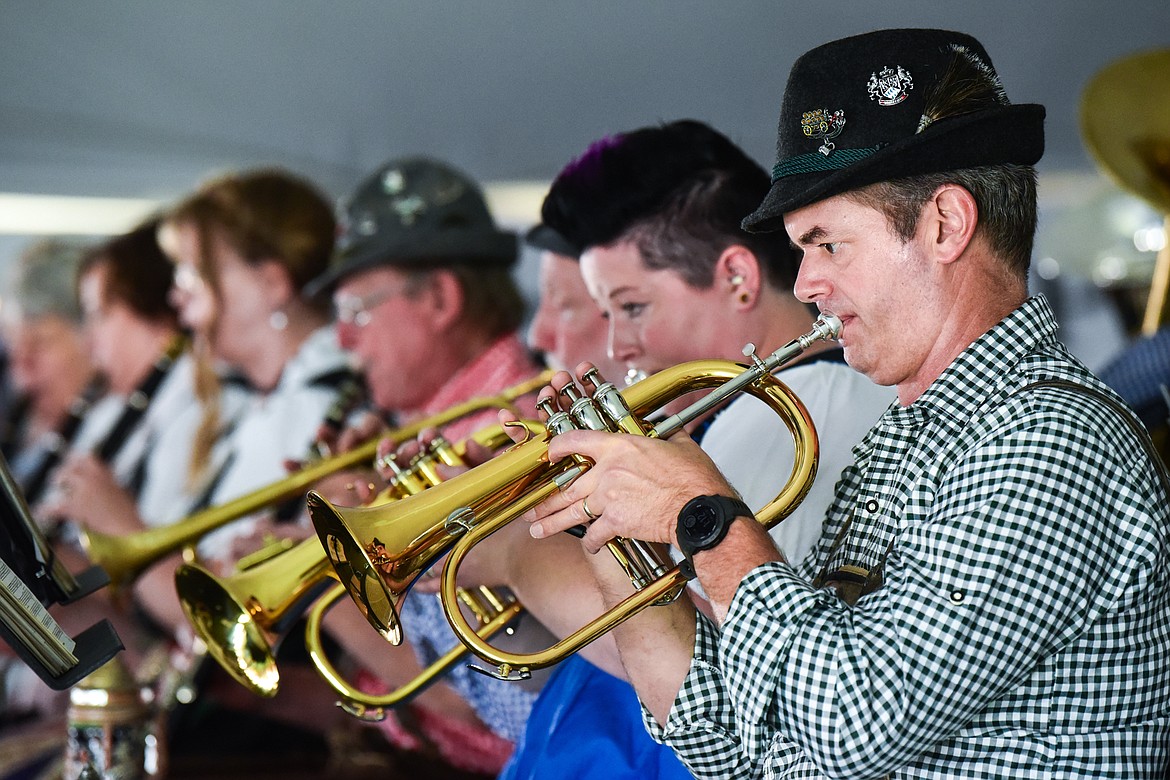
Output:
[649, 297, 1170, 779]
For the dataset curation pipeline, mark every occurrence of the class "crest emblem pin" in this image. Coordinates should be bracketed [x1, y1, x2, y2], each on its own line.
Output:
[867, 65, 913, 106]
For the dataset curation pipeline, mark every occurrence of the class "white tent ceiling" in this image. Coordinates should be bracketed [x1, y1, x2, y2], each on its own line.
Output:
[2, 2, 1168, 199]
[0, 2, 1167, 295]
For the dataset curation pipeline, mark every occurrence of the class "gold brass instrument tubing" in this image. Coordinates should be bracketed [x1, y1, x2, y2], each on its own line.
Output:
[81, 369, 553, 589]
[304, 583, 524, 721]
[173, 422, 542, 698]
[310, 315, 839, 680]
[175, 537, 334, 697]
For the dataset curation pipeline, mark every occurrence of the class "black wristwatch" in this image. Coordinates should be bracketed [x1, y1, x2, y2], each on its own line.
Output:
[675, 494, 752, 578]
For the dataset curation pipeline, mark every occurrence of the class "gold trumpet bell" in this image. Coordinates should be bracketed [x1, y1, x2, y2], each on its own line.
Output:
[175, 565, 279, 697]
[175, 539, 335, 696]
[306, 493, 405, 644]
[307, 422, 559, 645]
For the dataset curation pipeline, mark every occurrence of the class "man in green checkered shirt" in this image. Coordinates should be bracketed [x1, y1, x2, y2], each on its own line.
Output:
[526, 29, 1170, 778]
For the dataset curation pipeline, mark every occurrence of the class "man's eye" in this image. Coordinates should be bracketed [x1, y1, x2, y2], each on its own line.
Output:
[821, 242, 840, 255]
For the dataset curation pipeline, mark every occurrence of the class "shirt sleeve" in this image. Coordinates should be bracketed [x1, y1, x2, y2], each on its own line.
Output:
[640, 611, 755, 779]
[717, 406, 1163, 778]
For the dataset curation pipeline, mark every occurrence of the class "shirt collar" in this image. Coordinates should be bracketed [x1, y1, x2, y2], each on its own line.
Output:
[889, 295, 1059, 428]
[412, 332, 535, 419]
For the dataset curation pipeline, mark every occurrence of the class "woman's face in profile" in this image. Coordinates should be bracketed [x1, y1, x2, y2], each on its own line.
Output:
[165, 221, 272, 369]
[78, 263, 157, 395]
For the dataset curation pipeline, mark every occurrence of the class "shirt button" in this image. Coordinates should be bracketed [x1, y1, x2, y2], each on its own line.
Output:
[949, 590, 966, 605]
[864, 499, 879, 514]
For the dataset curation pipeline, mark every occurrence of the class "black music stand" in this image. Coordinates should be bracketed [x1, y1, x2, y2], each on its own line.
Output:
[0, 453, 122, 690]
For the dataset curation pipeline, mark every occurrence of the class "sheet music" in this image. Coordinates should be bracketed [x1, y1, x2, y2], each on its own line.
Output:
[0, 446, 78, 598]
[0, 554, 77, 675]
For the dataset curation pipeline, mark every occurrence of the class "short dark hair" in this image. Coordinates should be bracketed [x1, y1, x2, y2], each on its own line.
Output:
[846, 164, 1038, 278]
[79, 217, 178, 327]
[541, 119, 801, 290]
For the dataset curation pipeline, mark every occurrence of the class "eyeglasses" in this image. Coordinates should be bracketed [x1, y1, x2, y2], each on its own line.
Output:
[333, 286, 406, 327]
[172, 262, 208, 297]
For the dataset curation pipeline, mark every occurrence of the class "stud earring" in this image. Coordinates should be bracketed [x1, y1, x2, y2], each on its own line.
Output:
[730, 274, 744, 286]
[269, 310, 289, 331]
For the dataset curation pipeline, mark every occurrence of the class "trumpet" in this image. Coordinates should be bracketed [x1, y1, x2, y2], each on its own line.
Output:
[308, 314, 839, 679]
[174, 423, 539, 699]
[80, 370, 552, 588]
[304, 582, 523, 721]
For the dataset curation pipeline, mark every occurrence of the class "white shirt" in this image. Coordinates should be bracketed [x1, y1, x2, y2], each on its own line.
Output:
[196, 326, 353, 562]
[66, 352, 223, 529]
[699, 356, 895, 568]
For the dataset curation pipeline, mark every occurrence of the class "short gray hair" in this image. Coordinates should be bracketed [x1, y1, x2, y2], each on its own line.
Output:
[7, 238, 89, 322]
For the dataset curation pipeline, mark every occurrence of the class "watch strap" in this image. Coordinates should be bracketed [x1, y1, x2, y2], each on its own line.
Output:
[676, 494, 752, 578]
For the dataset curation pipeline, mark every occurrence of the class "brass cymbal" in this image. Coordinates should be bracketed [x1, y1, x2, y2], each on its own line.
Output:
[1081, 48, 1170, 215]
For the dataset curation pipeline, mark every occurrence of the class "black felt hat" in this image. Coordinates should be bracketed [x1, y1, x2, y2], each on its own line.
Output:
[305, 156, 517, 296]
[743, 29, 1045, 232]
[524, 223, 581, 258]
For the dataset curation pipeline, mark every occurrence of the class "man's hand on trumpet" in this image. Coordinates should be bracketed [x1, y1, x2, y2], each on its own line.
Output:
[298, 411, 389, 506]
[519, 366, 740, 555]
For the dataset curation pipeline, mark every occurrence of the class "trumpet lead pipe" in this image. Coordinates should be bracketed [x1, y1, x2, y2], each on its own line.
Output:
[651, 313, 840, 439]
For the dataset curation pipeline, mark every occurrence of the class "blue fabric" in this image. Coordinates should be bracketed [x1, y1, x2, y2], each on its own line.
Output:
[499, 655, 693, 780]
[1099, 325, 1170, 429]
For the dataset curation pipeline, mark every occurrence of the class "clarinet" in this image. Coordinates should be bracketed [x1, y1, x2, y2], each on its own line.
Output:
[272, 371, 367, 523]
[21, 376, 107, 506]
[91, 333, 188, 465]
[306, 371, 368, 461]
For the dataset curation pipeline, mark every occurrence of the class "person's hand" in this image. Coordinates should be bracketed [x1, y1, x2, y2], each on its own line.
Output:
[40, 453, 143, 535]
[311, 467, 381, 506]
[294, 411, 392, 504]
[318, 410, 389, 458]
[511, 367, 737, 555]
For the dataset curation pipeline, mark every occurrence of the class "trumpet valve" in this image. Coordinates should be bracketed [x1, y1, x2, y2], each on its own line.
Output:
[742, 342, 768, 372]
[428, 436, 462, 467]
[579, 366, 602, 392]
[559, 383, 608, 431]
[591, 379, 648, 435]
[408, 452, 443, 489]
[378, 451, 405, 477]
[539, 397, 577, 436]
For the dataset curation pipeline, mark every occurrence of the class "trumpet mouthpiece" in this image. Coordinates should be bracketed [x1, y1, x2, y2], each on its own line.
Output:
[818, 312, 843, 340]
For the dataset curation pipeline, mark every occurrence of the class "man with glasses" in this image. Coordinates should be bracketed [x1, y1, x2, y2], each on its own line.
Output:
[310, 156, 537, 439]
[303, 156, 549, 778]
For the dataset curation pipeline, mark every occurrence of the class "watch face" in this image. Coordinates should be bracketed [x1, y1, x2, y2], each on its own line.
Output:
[683, 501, 720, 541]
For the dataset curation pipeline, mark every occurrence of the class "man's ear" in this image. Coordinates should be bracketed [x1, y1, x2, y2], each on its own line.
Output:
[426, 269, 465, 330]
[926, 184, 978, 265]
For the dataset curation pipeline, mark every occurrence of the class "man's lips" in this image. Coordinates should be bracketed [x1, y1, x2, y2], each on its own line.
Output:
[833, 314, 855, 343]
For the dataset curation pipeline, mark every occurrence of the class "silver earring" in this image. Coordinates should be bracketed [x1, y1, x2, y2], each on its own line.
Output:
[269, 310, 289, 331]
